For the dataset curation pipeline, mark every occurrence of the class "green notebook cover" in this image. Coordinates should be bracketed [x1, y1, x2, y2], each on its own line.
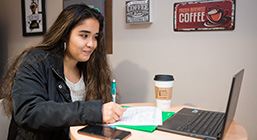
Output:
[116, 106, 175, 133]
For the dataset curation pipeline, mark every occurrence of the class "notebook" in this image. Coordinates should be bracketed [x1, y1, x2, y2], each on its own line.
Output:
[157, 69, 244, 140]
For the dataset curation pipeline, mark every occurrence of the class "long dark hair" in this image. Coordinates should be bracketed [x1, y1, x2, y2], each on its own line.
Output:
[0, 4, 112, 117]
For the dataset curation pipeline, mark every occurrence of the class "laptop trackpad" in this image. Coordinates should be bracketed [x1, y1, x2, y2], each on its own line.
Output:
[161, 113, 195, 129]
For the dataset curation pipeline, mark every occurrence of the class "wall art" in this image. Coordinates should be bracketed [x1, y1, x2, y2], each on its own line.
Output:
[126, 0, 153, 24]
[174, 0, 235, 31]
[22, 0, 46, 36]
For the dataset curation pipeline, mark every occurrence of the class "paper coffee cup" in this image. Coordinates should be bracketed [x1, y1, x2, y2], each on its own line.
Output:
[154, 75, 174, 109]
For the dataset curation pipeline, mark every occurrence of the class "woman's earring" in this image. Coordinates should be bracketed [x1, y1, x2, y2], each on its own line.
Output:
[64, 42, 66, 51]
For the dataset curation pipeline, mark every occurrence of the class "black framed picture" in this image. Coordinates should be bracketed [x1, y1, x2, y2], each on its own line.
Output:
[21, 0, 46, 36]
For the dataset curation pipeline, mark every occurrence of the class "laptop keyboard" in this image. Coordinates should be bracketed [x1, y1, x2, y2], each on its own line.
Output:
[176, 110, 225, 136]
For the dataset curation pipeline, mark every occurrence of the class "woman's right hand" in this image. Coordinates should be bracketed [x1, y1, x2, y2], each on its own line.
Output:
[102, 102, 127, 124]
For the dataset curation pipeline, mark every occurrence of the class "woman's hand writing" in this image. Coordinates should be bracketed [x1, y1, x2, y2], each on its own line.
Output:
[102, 102, 127, 124]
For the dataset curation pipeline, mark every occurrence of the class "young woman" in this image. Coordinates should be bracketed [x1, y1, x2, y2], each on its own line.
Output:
[1, 4, 126, 140]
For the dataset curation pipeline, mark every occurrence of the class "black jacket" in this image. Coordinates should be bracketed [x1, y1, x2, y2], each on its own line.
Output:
[8, 48, 103, 140]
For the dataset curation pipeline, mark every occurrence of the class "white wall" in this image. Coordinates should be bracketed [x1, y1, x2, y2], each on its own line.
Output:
[109, 0, 257, 139]
[1, 0, 256, 139]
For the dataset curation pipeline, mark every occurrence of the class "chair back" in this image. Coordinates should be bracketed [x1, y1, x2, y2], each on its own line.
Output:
[0, 99, 10, 140]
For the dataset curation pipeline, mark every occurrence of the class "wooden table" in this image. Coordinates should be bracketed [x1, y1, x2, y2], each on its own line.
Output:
[70, 103, 248, 140]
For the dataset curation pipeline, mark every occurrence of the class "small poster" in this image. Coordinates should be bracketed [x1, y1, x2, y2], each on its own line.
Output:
[22, 0, 46, 36]
[174, 0, 235, 31]
[126, 0, 153, 24]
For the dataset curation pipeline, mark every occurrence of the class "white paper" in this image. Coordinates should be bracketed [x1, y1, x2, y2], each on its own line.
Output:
[109, 106, 162, 126]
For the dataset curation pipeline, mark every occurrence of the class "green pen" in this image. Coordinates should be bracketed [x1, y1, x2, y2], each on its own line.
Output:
[111, 79, 116, 102]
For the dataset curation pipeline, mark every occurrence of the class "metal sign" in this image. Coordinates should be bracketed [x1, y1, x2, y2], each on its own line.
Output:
[174, 0, 235, 31]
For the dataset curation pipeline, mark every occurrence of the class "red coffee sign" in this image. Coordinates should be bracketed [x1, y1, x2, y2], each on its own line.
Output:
[174, 0, 235, 31]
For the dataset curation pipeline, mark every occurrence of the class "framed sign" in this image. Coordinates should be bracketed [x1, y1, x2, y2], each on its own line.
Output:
[21, 0, 46, 36]
[174, 0, 235, 31]
[126, 0, 153, 24]
[63, 0, 113, 54]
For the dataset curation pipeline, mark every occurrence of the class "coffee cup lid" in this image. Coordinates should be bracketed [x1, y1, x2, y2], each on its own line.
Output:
[154, 75, 174, 81]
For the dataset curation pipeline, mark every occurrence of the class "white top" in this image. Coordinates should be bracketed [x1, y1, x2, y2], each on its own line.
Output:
[65, 74, 86, 102]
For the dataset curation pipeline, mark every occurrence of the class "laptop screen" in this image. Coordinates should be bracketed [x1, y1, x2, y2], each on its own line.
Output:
[221, 69, 244, 138]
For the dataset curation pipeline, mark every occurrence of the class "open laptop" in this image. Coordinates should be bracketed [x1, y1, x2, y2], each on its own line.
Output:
[157, 69, 244, 140]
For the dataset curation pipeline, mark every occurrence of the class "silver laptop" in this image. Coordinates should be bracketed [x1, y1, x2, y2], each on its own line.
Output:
[157, 69, 244, 140]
